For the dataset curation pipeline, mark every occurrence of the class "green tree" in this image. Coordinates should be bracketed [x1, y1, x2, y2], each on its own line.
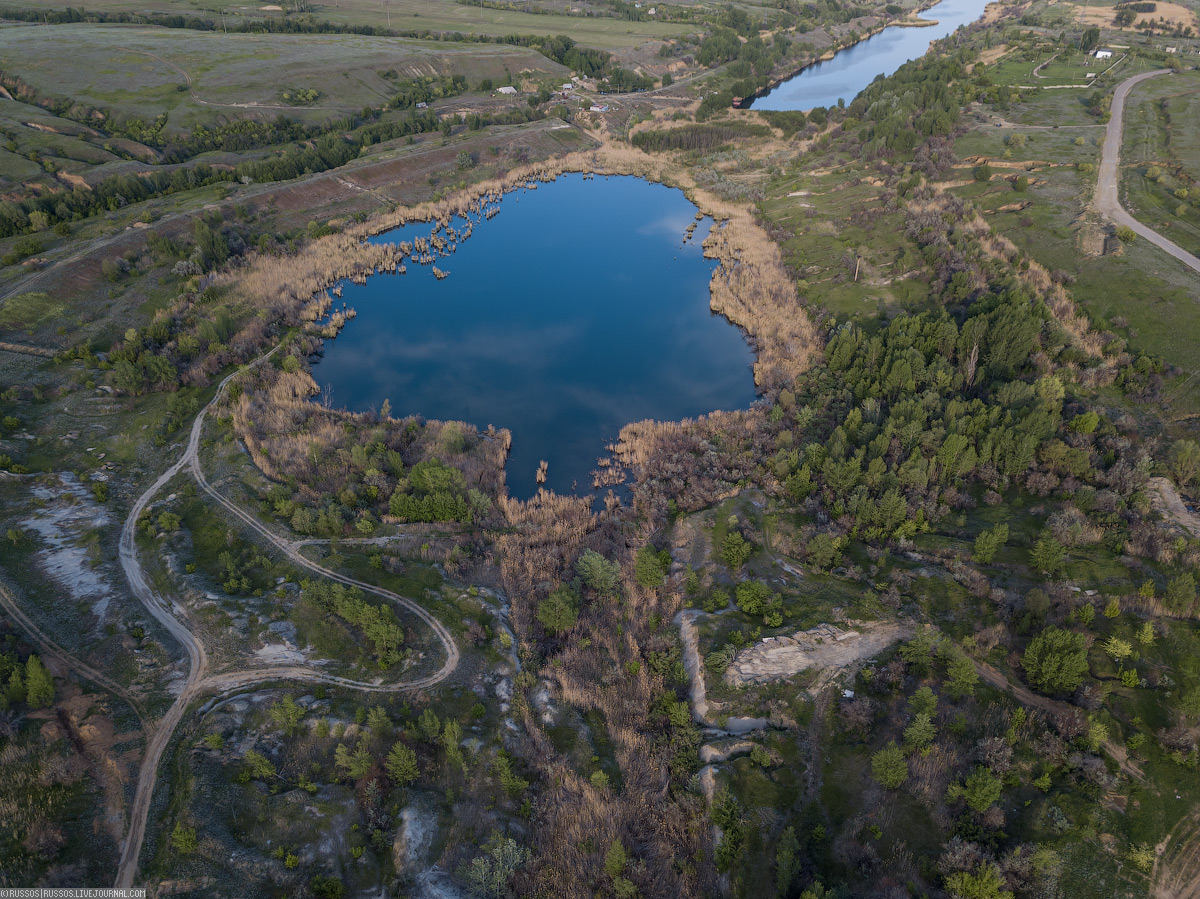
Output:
[972, 524, 1009, 564]
[310, 875, 346, 899]
[170, 822, 198, 855]
[871, 742, 908, 789]
[949, 766, 1003, 813]
[908, 686, 939, 717]
[334, 739, 372, 779]
[536, 587, 579, 635]
[386, 742, 419, 787]
[806, 533, 844, 570]
[243, 749, 277, 781]
[775, 825, 801, 897]
[1030, 533, 1066, 576]
[23, 654, 53, 709]
[945, 650, 979, 700]
[1166, 573, 1196, 614]
[268, 695, 304, 735]
[1022, 627, 1089, 695]
[604, 839, 628, 878]
[459, 834, 531, 898]
[945, 862, 1012, 899]
[1103, 636, 1133, 663]
[367, 705, 391, 736]
[418, 708, 441, 744]
[904, 712, 937, 752]
[722, 532, 753, 570]
[1169, 439, 1200, 487]
[576, 549, 621, 597]
[634, 545, 670, 587]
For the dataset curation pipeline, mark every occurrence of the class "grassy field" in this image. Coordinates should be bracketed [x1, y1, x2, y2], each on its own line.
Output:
[0, 23, 567, 134]
[1119, 68, 1200, 260]
[761, 163, 929, 322]
[18, 0, 692, 48]
[951, 107, 1200, 419]
[986, 48, 1120, 87]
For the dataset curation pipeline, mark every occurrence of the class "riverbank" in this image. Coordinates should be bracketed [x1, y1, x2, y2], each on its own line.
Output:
[744, 0, 998, 110]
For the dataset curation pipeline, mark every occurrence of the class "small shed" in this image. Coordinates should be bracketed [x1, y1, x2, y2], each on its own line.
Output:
[497, 85, 518, 95]
[1094, 49, 1113, 59]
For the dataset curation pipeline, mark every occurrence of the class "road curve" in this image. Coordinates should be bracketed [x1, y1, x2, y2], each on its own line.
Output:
[1096, 69, 1200, 275]
[0, 582, 149, 730]
[114, 350, 460, 888]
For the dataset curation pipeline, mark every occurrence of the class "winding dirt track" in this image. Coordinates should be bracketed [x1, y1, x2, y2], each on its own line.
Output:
[1096, 69, 1200, 275]
[111, 351, 459, 888]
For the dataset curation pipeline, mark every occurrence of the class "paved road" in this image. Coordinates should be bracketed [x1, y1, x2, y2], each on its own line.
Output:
[113, 350, 460, 888]
[1096, 69, 1200, 275]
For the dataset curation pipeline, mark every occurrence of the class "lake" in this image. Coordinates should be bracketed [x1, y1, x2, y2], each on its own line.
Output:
[747, 0, 991, 111]
[311, 174, 759, 500]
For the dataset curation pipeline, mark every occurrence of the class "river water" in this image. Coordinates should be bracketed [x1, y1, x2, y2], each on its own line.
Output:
[748, 0, 991, 111]
[310, 174, 758, 500]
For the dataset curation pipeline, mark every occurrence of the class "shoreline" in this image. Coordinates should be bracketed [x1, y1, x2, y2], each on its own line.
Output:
[741, 0, 994, 109]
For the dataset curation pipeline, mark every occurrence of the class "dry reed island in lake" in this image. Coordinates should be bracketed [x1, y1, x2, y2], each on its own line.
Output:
[1, 0, 1200, 896]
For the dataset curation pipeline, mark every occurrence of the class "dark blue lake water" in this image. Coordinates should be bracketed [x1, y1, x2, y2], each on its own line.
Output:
[748, 0, 991, 111]
[311, 174, 759, 499]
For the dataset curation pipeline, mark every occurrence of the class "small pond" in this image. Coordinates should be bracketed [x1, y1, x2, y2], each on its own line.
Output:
[311, 174, 759, 499]
[747, 0, 992, 111]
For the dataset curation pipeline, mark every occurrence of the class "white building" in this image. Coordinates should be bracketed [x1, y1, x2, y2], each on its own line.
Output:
[497, 85, 517, 95]
[1094, 49, 1113, 59]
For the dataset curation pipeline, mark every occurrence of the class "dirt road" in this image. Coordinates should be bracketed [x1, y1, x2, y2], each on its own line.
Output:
[113, 351, 460, 888]
[1095, 69, 1200, 275]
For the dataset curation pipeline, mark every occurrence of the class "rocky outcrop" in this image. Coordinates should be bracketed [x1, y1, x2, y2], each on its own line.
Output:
[724, 621, 912, 686]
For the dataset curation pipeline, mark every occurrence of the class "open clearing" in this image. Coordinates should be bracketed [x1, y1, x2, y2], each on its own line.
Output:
[0, 23, 566, 133]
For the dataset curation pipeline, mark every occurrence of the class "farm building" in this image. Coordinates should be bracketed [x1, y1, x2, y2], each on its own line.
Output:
[1094, 49, 1113, 59]
[497, 85, 518, 95]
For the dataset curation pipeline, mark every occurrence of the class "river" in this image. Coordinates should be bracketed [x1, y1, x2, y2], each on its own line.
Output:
[310, 174, 758, 500]
[747, 0, 992, 111]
